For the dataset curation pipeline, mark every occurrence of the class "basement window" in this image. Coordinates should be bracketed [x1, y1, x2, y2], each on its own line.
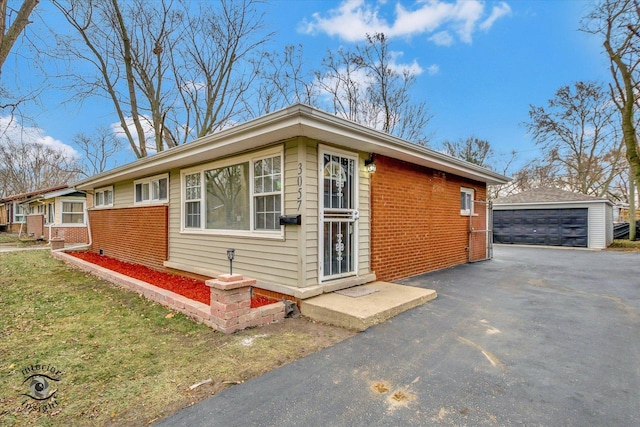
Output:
[134, 174, 168, 205]
[95, 186, 114, 207]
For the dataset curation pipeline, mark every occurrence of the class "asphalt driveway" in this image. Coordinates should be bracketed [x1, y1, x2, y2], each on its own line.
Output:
[157, 246, 640, 426]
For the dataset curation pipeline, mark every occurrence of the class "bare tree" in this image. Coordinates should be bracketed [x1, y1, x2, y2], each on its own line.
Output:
[316, 33, 432, 144]
[0, 139, 81, 197]
[52, 0, 269, 158]
[248, 44, 317, 116]
[441, 136, 494, 167]
[73, 126, 124, 176]
[582, 0, 640, 198]
[525, 81, 625, 197]
[0, 0, 39, 76]
[256, 33, 433, 144]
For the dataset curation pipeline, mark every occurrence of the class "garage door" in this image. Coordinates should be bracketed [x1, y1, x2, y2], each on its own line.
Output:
[493, 208, 588, 248]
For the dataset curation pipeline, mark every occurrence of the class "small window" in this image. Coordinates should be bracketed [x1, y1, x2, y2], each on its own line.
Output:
[460, 188, 474, 216]
[184, 173, 201, 228]
[47, 202, 54, 223]
[134, 174, 169, 204]
[95, 186, 114, 207]
[62, 201, 85, 224]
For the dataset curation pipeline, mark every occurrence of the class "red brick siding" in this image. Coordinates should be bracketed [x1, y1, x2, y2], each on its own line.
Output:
[49, 226, 89, 244]
[370, 155, 487, 281]
[88, 206, 168, 271]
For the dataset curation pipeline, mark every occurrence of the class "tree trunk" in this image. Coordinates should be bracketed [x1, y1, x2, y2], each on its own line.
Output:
[0, 0, 39, 76]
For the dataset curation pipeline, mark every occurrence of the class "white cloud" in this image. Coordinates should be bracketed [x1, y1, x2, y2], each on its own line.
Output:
[427, 64, 440, 75]
[0, 116, 78, 158]
[111, 115, 157, 154]
[479, 2, 512, 31]
[301, 0, 511, 45]
[429, 31, 454, 46]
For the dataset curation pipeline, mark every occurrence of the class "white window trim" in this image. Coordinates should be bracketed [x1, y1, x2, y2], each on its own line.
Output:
[13, 203, 26, 223]
[95, 186, 114, 208]
[134, 174, 169, 205]
[180, 146, 284, 238]
[61, 200, 86, 226]
[461, 187, 474, 216]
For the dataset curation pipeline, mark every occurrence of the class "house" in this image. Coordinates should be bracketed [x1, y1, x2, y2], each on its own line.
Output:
[0, 185, 90, 245]
[72, 104, 509, 301]
[493, 187, 614, 249]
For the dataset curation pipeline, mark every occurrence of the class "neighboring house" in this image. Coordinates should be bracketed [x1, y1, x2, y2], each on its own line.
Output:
[493, 187, 614, 249]
[0, 185, 68, 233]
[0, 185, 90, 244]
[73, 104, 509, 300]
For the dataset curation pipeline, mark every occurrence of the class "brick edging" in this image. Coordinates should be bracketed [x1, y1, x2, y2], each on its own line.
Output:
[52, 251, 285, 333]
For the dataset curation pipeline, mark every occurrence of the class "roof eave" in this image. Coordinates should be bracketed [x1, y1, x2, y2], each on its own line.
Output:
[75, 104, 510, 190]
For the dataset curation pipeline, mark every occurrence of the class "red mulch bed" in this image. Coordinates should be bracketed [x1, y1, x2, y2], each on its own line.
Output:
[68, 252, 277, 308]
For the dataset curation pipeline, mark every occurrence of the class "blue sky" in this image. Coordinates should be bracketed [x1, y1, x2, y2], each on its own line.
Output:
[3, 0, 611, 174]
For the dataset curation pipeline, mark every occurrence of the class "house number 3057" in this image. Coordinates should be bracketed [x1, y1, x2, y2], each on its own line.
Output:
[297, 162, 303, 211]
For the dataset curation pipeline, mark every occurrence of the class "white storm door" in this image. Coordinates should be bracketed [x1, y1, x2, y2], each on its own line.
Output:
[320, 149, 358, 281]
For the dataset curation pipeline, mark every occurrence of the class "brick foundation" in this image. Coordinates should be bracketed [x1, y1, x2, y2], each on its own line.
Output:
[370, 155, 488, 281]
[88, 206, 168, 271]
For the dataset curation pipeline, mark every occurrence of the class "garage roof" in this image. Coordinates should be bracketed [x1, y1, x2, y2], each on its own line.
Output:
[494, 187, 613, 206]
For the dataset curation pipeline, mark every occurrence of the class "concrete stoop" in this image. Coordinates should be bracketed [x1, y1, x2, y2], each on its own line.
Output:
[300, 281, 437, 331]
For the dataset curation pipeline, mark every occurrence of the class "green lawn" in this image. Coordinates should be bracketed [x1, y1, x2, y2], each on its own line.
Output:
[0, 250, 353, 426]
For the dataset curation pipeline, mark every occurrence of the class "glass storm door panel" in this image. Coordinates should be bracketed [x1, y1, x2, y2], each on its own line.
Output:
[321, 151, 358, 281]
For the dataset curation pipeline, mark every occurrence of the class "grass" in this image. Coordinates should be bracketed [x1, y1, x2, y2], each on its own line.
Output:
[608, 239, 640, 251]
[0, 233, 19, 244]
[0, 250, 354, 426]
[0, 233, 43, 247]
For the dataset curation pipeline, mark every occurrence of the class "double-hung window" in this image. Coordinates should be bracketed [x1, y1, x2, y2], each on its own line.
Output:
[62, 201, 85, 224]
[182, 149, 283, 234]
[95, 186, 114, 207]
[134, 174, 168, 204]
[460, 187, 474, 216]
[13, 203, 25, 223]
[253, 156, 282, 230]
[184, 173, 201, 228]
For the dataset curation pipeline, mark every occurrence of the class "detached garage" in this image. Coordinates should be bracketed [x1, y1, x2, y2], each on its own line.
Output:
[493, 188, 614, 249]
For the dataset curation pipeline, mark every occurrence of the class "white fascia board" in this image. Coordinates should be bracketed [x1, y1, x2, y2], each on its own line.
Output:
[493, 199, 614, 209]
[75, 104, 510, 190]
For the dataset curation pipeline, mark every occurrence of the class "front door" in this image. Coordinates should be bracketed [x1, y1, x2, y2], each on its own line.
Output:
[320, 149, 358, 281]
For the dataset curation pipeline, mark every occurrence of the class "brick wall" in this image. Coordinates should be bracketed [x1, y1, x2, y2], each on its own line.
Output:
[26, 214, 45, 238]
[49, 226, 89, 244]
[89, 206, 168, 271]
[370, 155, 487, 282]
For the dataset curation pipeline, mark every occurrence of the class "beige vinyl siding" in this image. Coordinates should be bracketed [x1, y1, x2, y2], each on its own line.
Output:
[166, 137, 372, 289]
[167, 144, 301, 288]
[113, 180, 135, 207]
[357, 152, 371, 276]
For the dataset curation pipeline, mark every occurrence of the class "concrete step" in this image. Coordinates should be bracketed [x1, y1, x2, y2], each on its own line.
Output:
[300, 281, 437, 331]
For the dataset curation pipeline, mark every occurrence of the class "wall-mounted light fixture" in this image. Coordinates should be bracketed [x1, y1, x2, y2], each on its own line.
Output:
[226, 248, 235, 275]
[365, 154, 376, 173]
